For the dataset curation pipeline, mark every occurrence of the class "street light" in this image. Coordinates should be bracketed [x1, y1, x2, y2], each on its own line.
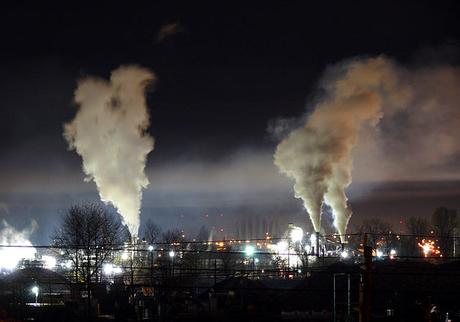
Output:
[148, 245, 154, 285]
[168, 250, 176, 277]
[31, 285, 39, 304]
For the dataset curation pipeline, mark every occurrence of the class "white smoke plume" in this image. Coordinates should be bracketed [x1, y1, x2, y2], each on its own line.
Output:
[0, 219, 38, 270]
[64, 65, 155, 236]
[274, 56, 414, 240]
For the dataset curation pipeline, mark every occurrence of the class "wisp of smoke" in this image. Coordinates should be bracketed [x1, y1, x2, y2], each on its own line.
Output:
[0, 219, 38, 270]
[64, 65, 155, 236]
[274, 57, 412, 241]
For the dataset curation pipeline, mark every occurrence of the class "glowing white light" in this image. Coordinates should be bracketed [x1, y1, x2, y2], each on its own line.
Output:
[341, 251, 349, 258]
[390, 249, 397, 259]
[31, 285, 39, 295]
[290, 227, 303, 243]
[148, 245, 154, 251]
[244, 245, 255, 257]
[103, 263, 114, 275]
[31, 285, 39, 303]
[422, 244, 430, 254]
[376, 250, 383, 258]
[121, 252, 129, 260]
[103, 263, 122, 275]
[169, 250, 175, 258]
[304, 245, 311, 253]
[276, 241, 288, 252]
[42, 255, 56, 270]
[254, 258, 259, 264]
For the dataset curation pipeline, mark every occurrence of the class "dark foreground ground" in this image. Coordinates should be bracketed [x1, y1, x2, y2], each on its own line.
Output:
[0, 259, 459, 322]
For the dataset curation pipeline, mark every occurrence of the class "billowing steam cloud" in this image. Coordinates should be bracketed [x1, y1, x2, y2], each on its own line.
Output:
[64, 66, 155, 236]
[0, 219, 38, 270]
[275, 57, 413, 240]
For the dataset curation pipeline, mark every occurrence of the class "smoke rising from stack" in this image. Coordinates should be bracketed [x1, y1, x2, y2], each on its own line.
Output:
[274, 57, 414, 241]
[64, 65, 155, 236]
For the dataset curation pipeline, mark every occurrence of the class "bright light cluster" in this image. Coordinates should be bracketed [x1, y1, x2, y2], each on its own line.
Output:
[418, 239, 442, 257]
[272, 241, 302, 267]
[42, 255, 56, 269]
[0, 220, 37, 271]
[103, 263, 122, 275]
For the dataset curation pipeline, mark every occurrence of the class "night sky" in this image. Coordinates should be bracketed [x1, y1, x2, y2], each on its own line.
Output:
[1, 2, 460, 244]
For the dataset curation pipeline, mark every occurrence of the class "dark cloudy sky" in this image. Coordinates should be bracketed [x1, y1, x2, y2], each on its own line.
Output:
[1, 2, 460, 243]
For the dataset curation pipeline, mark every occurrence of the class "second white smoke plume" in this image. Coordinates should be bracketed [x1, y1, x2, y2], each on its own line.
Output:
[64, 65, 155, 236]
[274, 57, 411, 240]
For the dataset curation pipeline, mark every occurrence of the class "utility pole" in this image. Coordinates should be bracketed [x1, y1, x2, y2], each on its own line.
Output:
[333, 273, 351, 322]
[150, 250, 154, 286]
[348, 273, 351, 317]
[359, 233, 372, 322]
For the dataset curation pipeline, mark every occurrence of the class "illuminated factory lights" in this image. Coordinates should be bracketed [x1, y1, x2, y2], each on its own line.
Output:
[0, 246, 36, 271]
[418, 239, 442, 257]
[103, 263, 122, 275]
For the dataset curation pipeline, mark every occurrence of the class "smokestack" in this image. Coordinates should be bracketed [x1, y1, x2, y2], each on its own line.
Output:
[64, 65, 156, 237]
[274, 57, 411, 242]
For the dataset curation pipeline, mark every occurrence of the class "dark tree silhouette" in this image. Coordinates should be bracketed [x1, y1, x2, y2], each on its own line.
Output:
[432, 207, 458, 257]
[406, 216, 430, 236]
[143, 218, 162, 244]
[359, 218, 394, 254]
[52, 203, 124, 313]
[161, 229, 184, 245]
[403, 216, 431, 256]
